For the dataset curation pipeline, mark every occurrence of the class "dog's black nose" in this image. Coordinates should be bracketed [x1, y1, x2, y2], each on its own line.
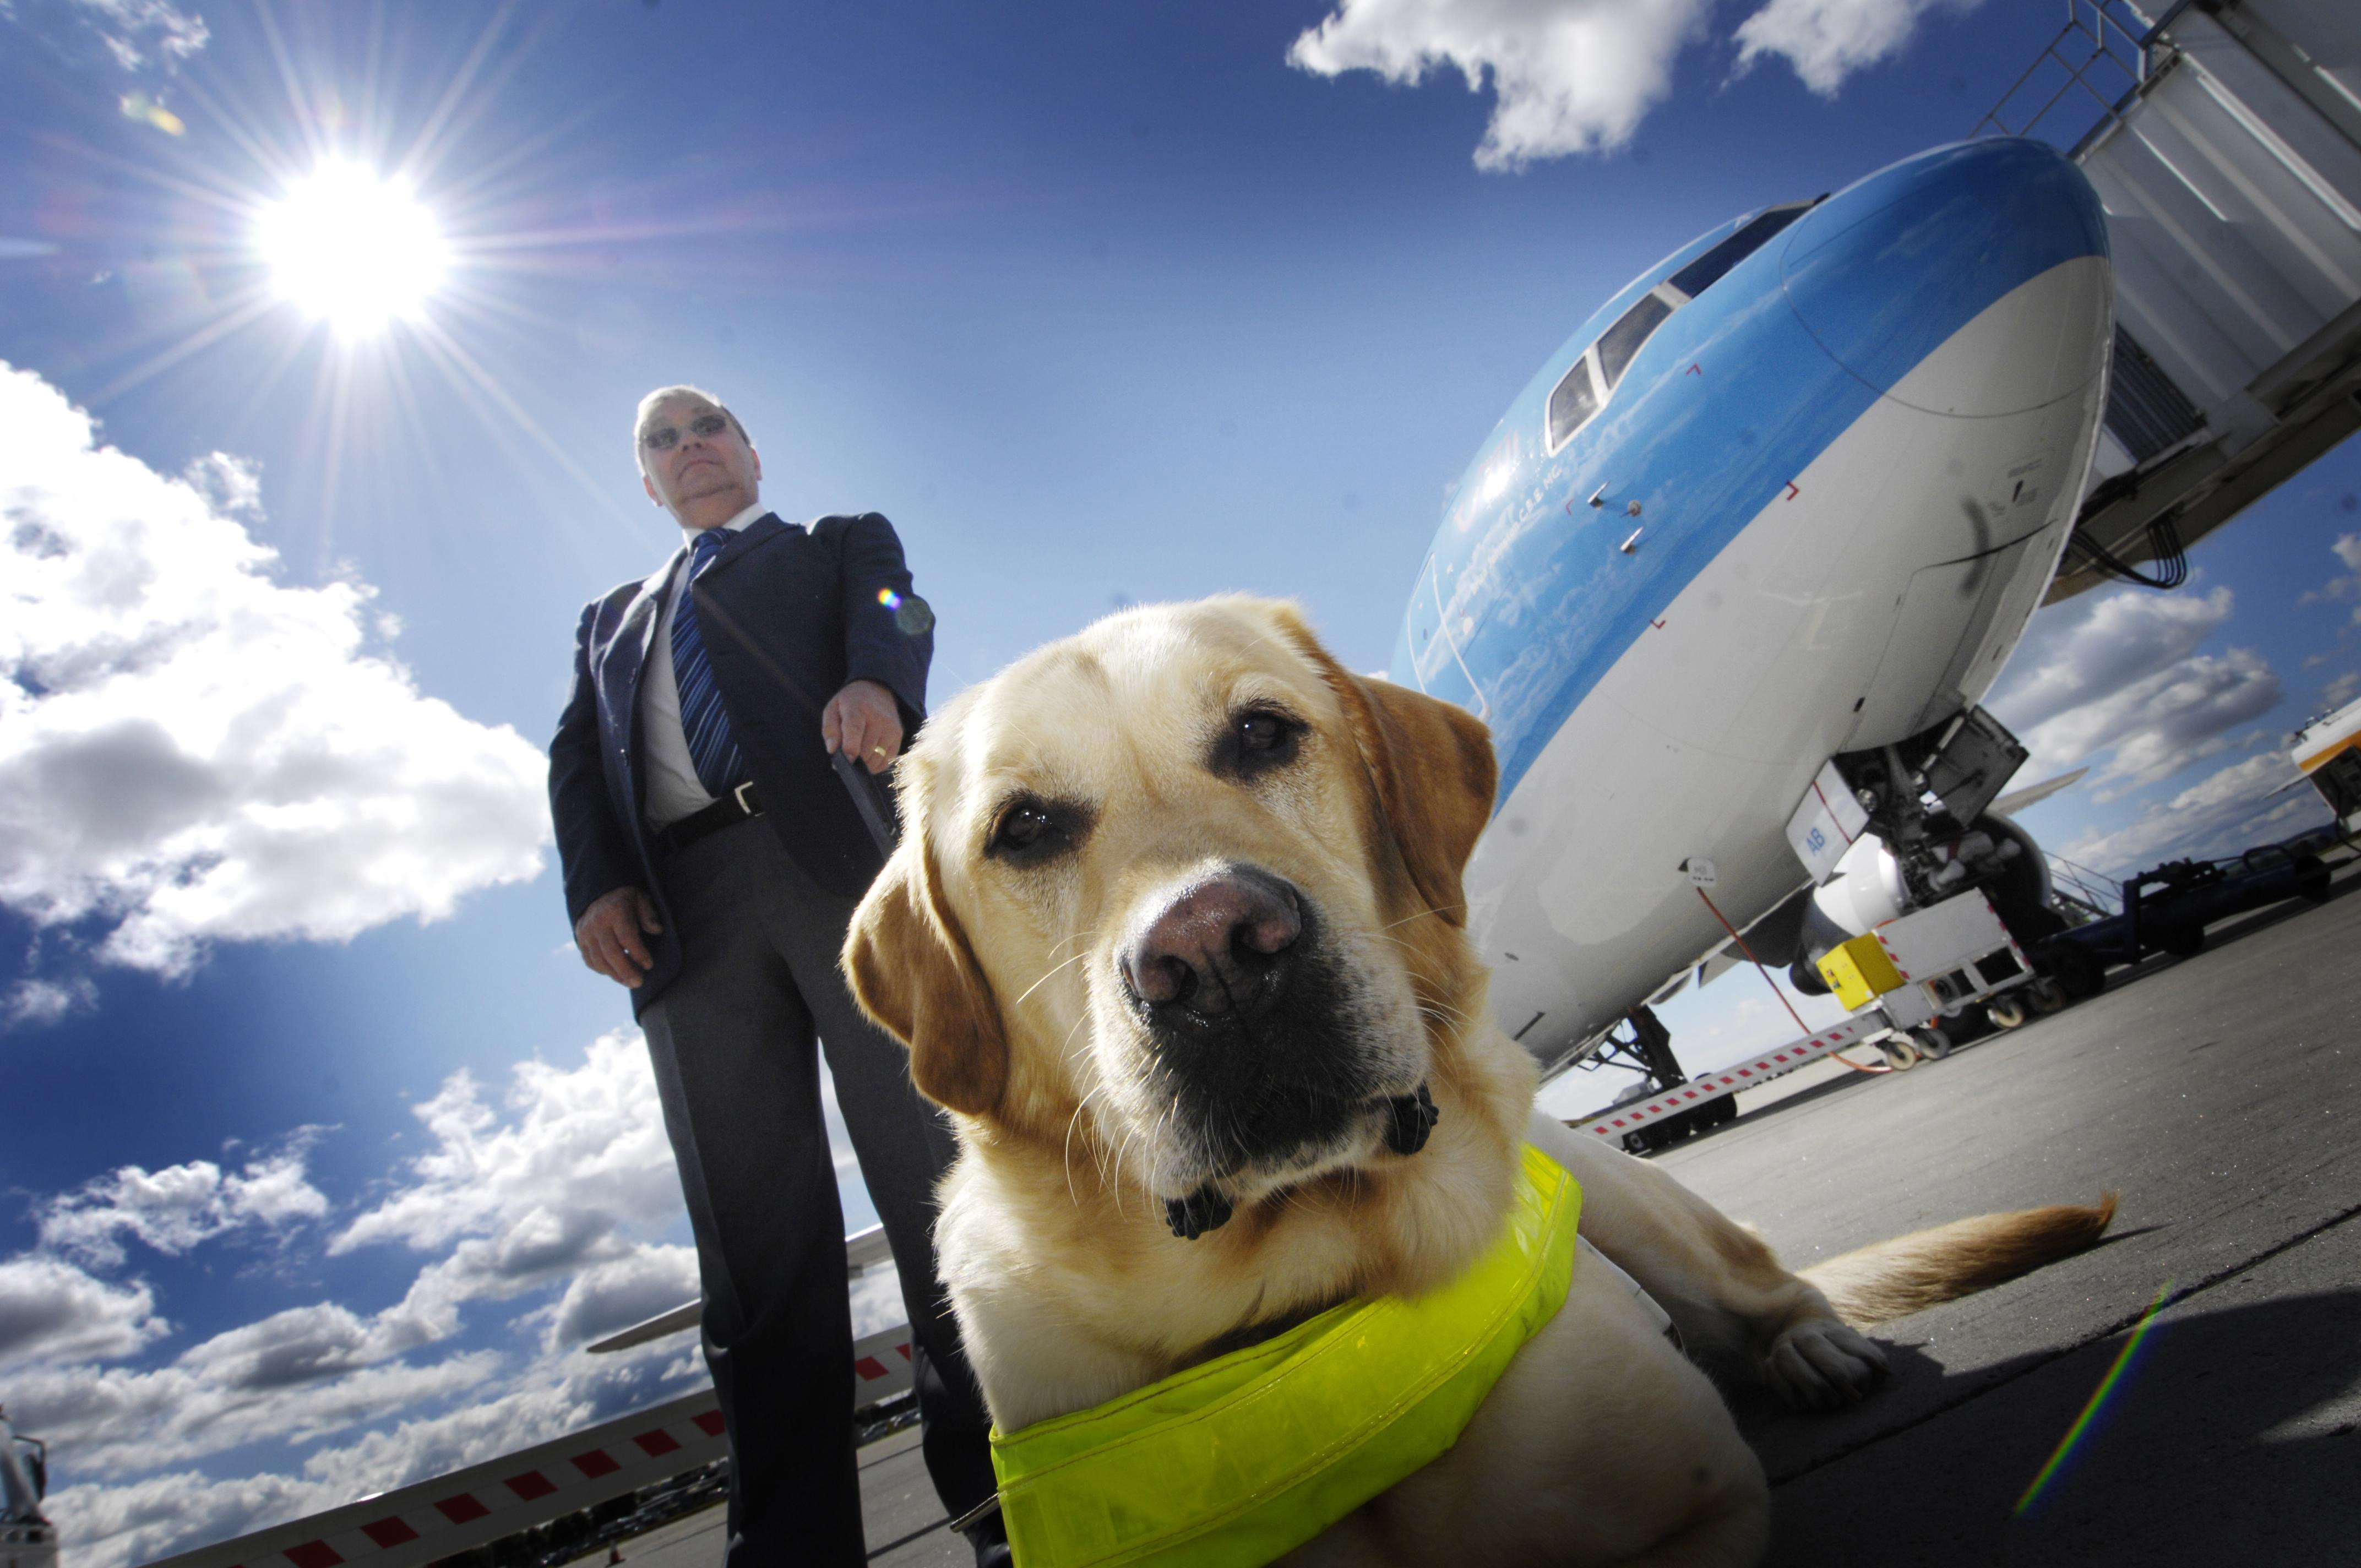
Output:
[1121, 867, 1302, 1021]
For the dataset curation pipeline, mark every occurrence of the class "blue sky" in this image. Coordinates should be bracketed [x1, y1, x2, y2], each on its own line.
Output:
[3, 0, 2358, 1559]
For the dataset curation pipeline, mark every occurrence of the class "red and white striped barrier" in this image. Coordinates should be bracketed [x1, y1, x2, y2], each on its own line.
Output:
[145, 1326, 917, 1568]
[1569, 1010, 1890, 1141]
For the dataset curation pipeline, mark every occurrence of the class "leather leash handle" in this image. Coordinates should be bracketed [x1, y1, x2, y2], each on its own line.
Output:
[833, 750, 900, 857]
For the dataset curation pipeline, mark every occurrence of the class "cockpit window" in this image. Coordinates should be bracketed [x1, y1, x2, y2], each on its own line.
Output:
[1665, 203, 1809, 301]
[1540, 199, 1811, 456]
[1595, 293, 1673, 390]
[1547, 353, 1601, 451]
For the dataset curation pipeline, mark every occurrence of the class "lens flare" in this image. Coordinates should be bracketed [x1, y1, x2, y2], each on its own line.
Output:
[257, 160, 448, 337]
[2015, 1281, 2173, 1516]
[877, 588, 903, 610]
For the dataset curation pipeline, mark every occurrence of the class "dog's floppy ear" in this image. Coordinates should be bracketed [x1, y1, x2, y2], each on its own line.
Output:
[1271, 606, 1498, 927]
[843, 840, 1008, 1116]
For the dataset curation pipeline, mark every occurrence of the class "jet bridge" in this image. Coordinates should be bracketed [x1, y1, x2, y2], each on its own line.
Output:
[1981, 0, 2361, 600]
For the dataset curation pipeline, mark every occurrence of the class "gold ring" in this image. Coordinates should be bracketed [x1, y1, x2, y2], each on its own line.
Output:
[871, 745, 886, 756]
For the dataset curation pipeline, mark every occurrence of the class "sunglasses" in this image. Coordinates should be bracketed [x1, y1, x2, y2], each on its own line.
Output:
[641, 411, 733, 452]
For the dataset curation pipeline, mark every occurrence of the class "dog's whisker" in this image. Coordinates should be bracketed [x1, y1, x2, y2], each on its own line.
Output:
[1063, 1084, 1106, 1208]
[1057, 1008, 1095, 1065]
[1015, 946, 1092, 1008]
[1372, 902, 1465, 935]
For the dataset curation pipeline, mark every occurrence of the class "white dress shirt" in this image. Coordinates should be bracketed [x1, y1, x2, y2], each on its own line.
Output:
[641, 501, 769, 830]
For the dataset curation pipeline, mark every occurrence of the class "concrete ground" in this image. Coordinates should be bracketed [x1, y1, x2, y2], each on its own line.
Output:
[1693, 867, 2361, 1565]
[600, 867, 2361, 1564]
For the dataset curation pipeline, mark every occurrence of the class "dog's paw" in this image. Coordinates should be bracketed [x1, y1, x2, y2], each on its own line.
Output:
[1764, 1317, 1889, 1410]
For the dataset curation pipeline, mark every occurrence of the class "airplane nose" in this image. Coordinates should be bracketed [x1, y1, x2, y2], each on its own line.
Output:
[1781, 139, 2112, 417]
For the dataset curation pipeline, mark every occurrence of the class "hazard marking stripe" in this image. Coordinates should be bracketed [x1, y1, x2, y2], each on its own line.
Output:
[145, 1390, 749, 1568]
[505, 1471, 557, 1501]
[855, 1340, 914, 1381]
[1570, 1012, 1887, 1141]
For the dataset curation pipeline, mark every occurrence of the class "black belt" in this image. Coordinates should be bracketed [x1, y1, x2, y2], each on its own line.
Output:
[655, 781, 761, 858]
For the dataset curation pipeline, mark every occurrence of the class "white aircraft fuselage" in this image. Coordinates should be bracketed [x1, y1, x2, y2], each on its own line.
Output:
[1388, 139, 2115, 1070]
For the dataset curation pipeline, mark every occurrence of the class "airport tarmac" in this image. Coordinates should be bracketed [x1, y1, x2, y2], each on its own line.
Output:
[583, 864, 2361, 1566]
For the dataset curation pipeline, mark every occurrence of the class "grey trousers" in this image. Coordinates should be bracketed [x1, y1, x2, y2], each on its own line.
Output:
[640, 815, 994, 1568]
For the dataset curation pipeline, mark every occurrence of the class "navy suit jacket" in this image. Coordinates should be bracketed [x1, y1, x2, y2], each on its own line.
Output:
[547, 511, 931, 1014]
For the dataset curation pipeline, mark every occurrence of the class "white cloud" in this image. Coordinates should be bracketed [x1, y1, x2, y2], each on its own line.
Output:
[0, 1255, 170, 1367]
[2299, 532, 2361, 605]
[1986, 586, 2284, 797]
[0, 363, 549, 984]
[42, 1339, 708, 1568]
[848, 1261, 909, 1340]
[5, 1030, 901, 1565]
[1732, 0, 1974, 96]
[38, 1141, 330, 1268]
[73, 0, 208, 69]
[7, 1346, 501, 1479]
[2323, 669, 2361, 712]
[45, 1472, 338, 1568]
[536, 1244, 700, 1355]
[1289, 0, 1717, 168]
[3, 974, 96, 1026]
[2059, 752, 2327, 877]
[1288, 0, 1960, 167]
[334, 1031, 679, 1267]
[2, 0, 208, 78]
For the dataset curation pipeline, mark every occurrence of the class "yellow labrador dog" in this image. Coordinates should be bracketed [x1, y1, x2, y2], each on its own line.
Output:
[845, 597, 2112, 1566]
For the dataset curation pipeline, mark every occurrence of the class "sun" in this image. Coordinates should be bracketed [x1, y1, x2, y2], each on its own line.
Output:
[257, 160, 449, 338]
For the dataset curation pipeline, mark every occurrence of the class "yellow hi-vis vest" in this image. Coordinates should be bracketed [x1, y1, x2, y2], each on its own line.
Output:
[989, 1143, 1582, 1568]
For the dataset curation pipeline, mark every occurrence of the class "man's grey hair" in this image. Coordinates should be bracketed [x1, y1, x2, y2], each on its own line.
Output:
[633, 385, 751, 476]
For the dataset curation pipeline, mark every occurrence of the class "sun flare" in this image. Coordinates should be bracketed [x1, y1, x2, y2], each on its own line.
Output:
[257, 160, 449, 337]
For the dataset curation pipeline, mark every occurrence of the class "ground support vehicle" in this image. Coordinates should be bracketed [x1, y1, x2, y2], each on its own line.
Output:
[0, 1408, 53, 1568]
[2041, 843, 2332, 996]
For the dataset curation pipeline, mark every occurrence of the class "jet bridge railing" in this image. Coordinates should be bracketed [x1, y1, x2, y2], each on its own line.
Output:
[1975, 0, 2157, 149]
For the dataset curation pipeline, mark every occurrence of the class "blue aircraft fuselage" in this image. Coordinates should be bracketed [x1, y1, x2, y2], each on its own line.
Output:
[1390, 139, 2114, 1066]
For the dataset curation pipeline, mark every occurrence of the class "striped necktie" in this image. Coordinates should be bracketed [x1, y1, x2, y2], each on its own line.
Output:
[672, 528, 747, 797]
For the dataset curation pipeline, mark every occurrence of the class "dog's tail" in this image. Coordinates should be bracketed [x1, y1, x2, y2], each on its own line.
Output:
[1798, 1194, 2118, 1328]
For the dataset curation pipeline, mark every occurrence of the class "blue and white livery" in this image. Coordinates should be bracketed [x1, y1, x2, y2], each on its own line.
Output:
[1388, 139, 2114, 1070]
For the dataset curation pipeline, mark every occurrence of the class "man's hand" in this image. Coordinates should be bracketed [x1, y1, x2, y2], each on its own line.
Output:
[823, 678, 905, 774]
[575, 886, 664, 988]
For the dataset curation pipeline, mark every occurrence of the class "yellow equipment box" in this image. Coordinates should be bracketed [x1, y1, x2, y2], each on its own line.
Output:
[1818, 933, 1906, 1011]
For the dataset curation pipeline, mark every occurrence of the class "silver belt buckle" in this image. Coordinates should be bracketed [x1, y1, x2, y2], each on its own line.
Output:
[732, 780, 758, 815]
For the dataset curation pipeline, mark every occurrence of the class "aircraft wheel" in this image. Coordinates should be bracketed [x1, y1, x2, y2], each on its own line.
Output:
[2028, 978, 2067, 1014]
[1879, 1036, 1922, 1070]
[2050, 950, 2106, 1001]
[1913, 1026, 1952, 1060]
[1986, 996, 2027, 1031]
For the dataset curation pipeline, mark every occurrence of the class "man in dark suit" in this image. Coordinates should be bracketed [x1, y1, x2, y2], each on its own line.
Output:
[547, 385, 1001, 1567]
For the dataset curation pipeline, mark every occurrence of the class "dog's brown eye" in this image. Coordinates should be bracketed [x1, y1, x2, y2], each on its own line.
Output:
[988, 797, 1082, 864]
[1216, 707, 1305, 778]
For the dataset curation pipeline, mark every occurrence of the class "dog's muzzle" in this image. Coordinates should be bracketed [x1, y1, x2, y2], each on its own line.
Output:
[1163, 1078, 1440, 1239]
